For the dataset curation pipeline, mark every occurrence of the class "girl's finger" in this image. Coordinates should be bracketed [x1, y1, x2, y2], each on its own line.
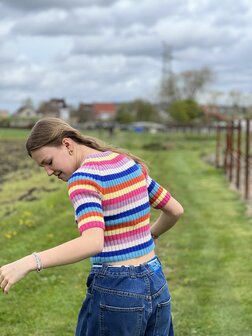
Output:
[0, 278, 8, 290]
[3, 282, 11, 294]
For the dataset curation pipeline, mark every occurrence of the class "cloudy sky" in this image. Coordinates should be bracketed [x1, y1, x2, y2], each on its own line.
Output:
[0, 0, 251, 112]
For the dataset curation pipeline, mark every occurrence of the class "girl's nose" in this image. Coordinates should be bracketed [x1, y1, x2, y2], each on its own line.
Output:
[44, 166, 54, 176]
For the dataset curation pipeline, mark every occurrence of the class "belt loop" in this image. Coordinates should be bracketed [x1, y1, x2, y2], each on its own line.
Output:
[99, 264, 109, 277]
[129, 265, 136, 278]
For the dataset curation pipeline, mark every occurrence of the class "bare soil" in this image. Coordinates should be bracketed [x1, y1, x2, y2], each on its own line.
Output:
[0, 140, 29, 183]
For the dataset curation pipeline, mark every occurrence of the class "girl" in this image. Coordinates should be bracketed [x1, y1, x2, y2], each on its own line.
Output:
[0, 118, 183, 335]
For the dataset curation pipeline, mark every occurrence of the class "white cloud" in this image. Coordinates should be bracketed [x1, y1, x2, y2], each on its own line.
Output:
[0, 0, 118, 11]
[0, 0, 252, 112]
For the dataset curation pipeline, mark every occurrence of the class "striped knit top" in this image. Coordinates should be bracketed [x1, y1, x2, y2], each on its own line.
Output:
[68, 151, 171, 264]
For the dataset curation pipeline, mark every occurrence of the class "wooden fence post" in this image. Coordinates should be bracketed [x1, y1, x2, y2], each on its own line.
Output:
[245, 119, 250, 200]
[224, 122, 230, 173]
[216, 124, 221, 168]
[236, 120, 241, 189]
[229, 121, 234, 182]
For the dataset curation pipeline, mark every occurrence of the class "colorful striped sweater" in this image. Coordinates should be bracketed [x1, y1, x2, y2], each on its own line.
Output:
[68, 151, 171, 264]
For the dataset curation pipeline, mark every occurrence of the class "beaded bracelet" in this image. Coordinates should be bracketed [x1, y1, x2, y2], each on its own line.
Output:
[32, 252, 43, 272]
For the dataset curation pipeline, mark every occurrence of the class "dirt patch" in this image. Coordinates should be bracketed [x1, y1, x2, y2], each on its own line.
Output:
[18, 186, 59, 202]
[142, 142, 175, 151]
[0, 139, 61, 219]
[0, 140, 28, 183]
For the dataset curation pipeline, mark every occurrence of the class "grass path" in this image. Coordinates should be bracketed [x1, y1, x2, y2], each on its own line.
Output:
[0, 132, 251, 335]
[147, 141, 252, 335]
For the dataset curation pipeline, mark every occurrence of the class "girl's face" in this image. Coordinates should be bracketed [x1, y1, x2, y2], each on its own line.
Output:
[31, 144, 76, 182]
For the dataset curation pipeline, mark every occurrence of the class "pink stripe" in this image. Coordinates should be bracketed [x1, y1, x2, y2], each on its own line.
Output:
[155, 192, 171, 209]
[104, 231, 150, 247]
[105, 224, 149, 241]
[79, 222, 105, 234]
[84, 154, 125, 167]
[104, 192, 147, 211]
[69, 188, 97, 200]
[103, 186, 147, 206]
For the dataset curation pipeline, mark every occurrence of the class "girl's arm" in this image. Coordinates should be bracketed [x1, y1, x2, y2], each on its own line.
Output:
[150, 197, 184, 238]
[0, 228, 104, 294]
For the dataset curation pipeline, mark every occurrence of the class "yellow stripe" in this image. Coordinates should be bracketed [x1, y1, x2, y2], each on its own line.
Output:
[103, 180, 146, 201]
[69, 184, 97, 192]
[104, 219, 150, 236]
[78, 215, 104, 226]
[84, 152, 117, 163]
[152, 189, 167, 207]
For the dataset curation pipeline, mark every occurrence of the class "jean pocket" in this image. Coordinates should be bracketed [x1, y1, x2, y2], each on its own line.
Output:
[154, 299, 172, 336]
[100, 304, 144, 336]
[86, 273, 95, 288]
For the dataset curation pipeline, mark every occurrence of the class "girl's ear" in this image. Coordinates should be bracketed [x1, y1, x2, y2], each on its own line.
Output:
[62, 138, 74, 155]
[62, 138, 71, 149]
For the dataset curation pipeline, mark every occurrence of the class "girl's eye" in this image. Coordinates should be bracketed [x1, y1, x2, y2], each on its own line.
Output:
[48, 160, 52, 165]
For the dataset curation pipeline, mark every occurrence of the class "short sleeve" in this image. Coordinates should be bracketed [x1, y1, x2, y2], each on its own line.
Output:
[146, 175, 171, 209]
[68, 175, 105, 234]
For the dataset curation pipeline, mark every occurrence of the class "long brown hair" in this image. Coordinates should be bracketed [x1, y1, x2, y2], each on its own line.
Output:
[26, 117, 148, 171]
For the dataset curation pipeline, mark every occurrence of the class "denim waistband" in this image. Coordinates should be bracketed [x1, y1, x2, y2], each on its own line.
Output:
[91, 256, 162, 276]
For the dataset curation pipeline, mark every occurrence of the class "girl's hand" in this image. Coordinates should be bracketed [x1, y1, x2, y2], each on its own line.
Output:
[0, 256, 35, 294]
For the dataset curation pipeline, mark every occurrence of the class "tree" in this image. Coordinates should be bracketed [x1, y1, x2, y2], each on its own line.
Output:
[133, 100, 158, 122]
[116, 104, 135, 123]
[161, 67, 214, 103]
[169, 99, 202, 124]
[116, 100, 158, 123]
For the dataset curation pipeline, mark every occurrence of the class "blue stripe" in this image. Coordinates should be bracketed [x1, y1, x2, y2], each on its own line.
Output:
[104, 202, 150, 221]
[148, 180, 159, 197]
[148, 179, 156, 194]
[68, 164, 140, 184]
[92, 244, 155, 264]
[76, 202, 103, 216]
[95, 239, 153, 257]
[104, 208, 150, 226]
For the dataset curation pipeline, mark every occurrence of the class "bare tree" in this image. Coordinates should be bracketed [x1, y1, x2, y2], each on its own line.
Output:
[179, 67, 215, 100]
[227, 90, 247, 117]
[161, 66, 215, 103]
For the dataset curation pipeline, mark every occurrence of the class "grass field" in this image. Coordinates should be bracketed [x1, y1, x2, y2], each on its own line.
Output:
[0, 129, 251, 335]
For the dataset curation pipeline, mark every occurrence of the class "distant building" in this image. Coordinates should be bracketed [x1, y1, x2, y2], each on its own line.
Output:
[15, 106, 37, 118]
[37, 98, 71, 120]
[92, 103, 117, 121]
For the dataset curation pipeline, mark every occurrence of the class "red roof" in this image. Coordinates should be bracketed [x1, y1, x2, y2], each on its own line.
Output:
[92, 103, 116, 114]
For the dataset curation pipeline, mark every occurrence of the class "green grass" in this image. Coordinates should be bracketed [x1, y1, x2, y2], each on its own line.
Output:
[0, 129, 251, 335]
[0, 128, 30, 140]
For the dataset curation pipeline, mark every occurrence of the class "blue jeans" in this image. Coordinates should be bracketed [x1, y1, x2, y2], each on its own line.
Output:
[76, 257, 174, 336]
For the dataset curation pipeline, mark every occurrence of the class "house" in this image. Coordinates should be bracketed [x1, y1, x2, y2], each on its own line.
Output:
[37, 98, 71, 120]
[92, 103, 117, 121]
[15, 106, 37, 118]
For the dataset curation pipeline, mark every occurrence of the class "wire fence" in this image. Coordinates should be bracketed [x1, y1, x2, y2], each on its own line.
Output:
[216, 120, 251, 200]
